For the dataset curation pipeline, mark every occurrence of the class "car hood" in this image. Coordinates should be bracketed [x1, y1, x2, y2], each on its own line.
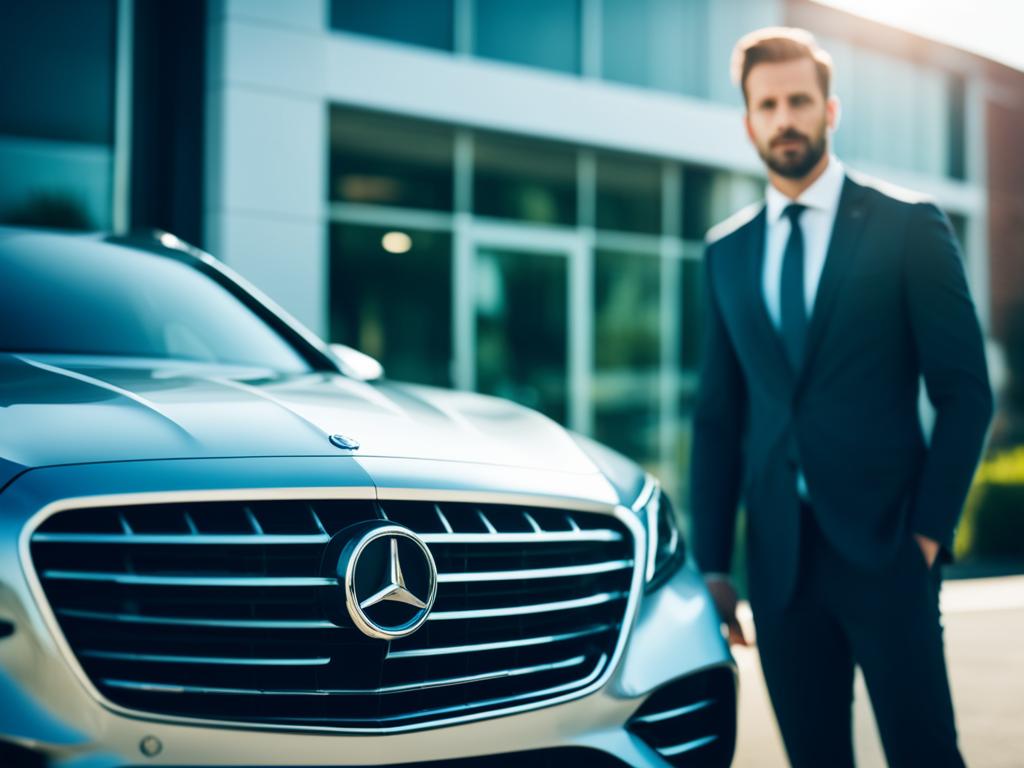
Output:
[0, 354, 600, 481]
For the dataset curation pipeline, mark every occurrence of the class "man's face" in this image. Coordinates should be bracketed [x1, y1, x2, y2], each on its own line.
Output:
[744, 57, 837, 179]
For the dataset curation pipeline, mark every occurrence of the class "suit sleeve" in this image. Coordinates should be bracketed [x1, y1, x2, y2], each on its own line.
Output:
[905, 202, 994, 554]
[689, 243, 747, 575]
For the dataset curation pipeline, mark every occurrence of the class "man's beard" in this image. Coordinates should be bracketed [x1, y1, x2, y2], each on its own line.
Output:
[760, 125, 827, 179]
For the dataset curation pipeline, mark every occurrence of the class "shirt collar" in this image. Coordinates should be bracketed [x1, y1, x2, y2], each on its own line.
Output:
[765, 154, 845, 223]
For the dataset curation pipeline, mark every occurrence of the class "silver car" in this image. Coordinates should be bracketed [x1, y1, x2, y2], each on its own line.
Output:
[0, 227, 735, 767]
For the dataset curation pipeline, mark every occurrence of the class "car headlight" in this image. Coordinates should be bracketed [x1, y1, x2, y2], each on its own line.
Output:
[636, 477, 685, 591]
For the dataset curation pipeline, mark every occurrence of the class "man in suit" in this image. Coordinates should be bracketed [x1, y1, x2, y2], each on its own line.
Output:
[689, 27, 993, 767]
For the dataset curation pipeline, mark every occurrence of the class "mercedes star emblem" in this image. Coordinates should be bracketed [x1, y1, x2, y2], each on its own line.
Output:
[336, 522, 437, 640]
[329, 433, 360, 450]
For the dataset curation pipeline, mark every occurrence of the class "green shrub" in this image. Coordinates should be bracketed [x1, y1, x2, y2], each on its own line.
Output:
[956, 446, 1024, 562]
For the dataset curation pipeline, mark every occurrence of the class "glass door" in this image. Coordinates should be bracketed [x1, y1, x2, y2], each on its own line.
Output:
[456, 223, 588, 431]
[474, 244, 568, 423]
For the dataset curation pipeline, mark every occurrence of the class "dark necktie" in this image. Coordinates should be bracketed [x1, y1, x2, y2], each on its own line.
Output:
[780, 203, 808, 371]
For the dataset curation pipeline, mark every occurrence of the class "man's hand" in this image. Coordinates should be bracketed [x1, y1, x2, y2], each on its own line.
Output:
[704, 575, 749, 646]
[914, 533, 940, 568]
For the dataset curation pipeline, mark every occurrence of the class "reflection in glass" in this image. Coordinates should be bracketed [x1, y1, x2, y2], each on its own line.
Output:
[330, 0, 454, 52]
[474, 0, 580, 74]
[593, 249, 661, 469]
[330, 223, 452, 386]
[329, 108, 454, 211]
[0, 235, 310, 372]
[474, 133, 577, 225]
[681, 166, 715, 241]
[475, 247, 567, 423]
[0, 0, 116, 230]
[601, 0, 709, 98]
[681, 257, 704, 370]
[596, 152, 661, 234]
[0, 0, 115, 144]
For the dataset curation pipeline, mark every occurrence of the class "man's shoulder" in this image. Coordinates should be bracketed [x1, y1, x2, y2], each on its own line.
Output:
[845, 168, 936, 211]
[705, 201, 765, 248]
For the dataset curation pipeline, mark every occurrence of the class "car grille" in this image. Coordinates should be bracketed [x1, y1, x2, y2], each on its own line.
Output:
[627, 666, 736, 767]
[29, 497, 636, 729]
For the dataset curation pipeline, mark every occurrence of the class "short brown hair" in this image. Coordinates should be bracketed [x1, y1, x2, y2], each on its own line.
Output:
[731, 27, 833, 105]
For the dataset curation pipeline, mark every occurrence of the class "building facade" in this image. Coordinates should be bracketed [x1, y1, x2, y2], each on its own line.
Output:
[3, 0, 1020, 507]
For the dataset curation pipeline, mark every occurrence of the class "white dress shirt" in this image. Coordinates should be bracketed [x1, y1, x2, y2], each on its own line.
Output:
[764, 155, 845, 502]
[762, 155, 845, 329]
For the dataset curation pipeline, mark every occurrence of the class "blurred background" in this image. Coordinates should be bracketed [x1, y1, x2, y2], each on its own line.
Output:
[1, 0, 1022, 762]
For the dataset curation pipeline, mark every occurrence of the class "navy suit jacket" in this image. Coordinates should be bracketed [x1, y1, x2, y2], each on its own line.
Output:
[689, 171, 993, 612]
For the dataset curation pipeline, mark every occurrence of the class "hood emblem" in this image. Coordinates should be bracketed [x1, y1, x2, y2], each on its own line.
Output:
[329, 433, 360, 450]
[338, 522, 437, 640]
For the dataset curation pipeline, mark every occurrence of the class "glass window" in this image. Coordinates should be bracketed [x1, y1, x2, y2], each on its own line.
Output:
[676, 252, 706, 530]
[0, 0, 115, 144]
[474, 133, 577, 225]
[0, 0, 116, 230]
[593, 249, 661, 468]
[329, 223, 452, 386]
[0, 233, 311, 372]
[681, 254, 705, 371]
[841, 45, 955, 178]
[681, 166, 715, 241]
[595, 152, 662, 234]
[330, 0, 454, 52]
[474, 0, 581, 75]
[475, 246, 568, 423]
[681, 167, 756, 241]
[947, 75, 966, 180]
[329, 108, 454, 211]
[600, 0, 709, 98]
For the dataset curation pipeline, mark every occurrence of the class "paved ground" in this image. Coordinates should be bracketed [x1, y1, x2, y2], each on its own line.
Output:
[731, 576, 1024, 767]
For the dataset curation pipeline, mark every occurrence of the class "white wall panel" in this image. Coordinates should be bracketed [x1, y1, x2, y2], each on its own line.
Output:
[215, 0, 325, 30]
[216, 211, 326, 335]
[323, 32, 761, 175]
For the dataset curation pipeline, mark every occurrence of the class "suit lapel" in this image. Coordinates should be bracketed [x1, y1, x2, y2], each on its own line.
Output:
[796, 175, 871, 387]
[745, 206, 797, 389]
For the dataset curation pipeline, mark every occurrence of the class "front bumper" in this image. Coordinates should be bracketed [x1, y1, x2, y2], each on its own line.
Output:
[0, 457, 734, 766]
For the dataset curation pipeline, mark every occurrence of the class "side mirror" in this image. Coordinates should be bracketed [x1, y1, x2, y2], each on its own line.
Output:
[329, 344, 385, 382]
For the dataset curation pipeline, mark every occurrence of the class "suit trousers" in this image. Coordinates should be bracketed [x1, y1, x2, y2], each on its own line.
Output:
[751, 504, 965, 767]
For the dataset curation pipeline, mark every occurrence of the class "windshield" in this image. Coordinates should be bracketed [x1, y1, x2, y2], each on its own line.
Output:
[0, 231, 313, 373]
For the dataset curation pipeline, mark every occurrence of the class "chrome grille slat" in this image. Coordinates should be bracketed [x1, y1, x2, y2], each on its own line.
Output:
[101, 654, 589, 697]
[436, 560, 632, 583]
[80, 650, 332, 666]
[386, 624, 612, 659]
[476, 508, 498, 533]
[633, 698, 716, 724]
[31, 498, 636, 730]
[309, 506, 329, 535]
[428, 591, 628, 621]
[420, 530, 621, 544]
[237, 656, 610, 728]
[434, 504, 454, 533]
[243, 506, 263, 534]
[659, 735, 719, 757]
[59, 609, 335, 629]
[42, 571, 335, 587]
[33, 533, 332, 544]
[43, 561, 632, 586]
[33, 530, 623, 545]
[522, 511, 543, 533]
